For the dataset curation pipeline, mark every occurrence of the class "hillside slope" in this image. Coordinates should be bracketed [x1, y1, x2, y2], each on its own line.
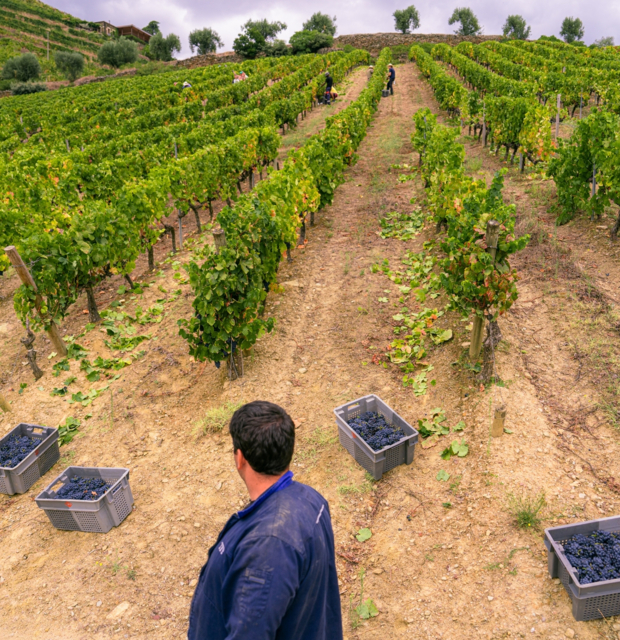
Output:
[0, 0, 133, 80]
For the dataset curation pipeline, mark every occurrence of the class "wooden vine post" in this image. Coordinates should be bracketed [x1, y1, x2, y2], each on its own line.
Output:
[555, 94, 561, 141]
[4, 246, 67, 357]
[491, 406, 507, 438]
[469, 220, 500, 360]
[212, 228, 226, 254]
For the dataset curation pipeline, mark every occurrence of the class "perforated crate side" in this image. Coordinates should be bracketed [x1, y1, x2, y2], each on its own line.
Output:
[384, 443, 406, 473]
[354, 445, 377, 477]
[75, 511, 106, 533]
[45, 509, 80, 531]
[0, 476, 9, 494]
[37, 444, 60, 478]
[337, 426, 355, 458]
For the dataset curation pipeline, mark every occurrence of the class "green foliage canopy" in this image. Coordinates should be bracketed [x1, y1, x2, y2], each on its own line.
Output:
[142, 21, 160, 35]
[289, 30, 333, 55]
[189, 28, 224, 55]
[2, 53, 41, 82]
[54, 51, 84, 82]
[448, 7, 481, 36]
[560, 17, 584, 43]
[97, 37, 138, 68]
[393, 6, 421, 34]
[502, 15, 531, 40]
[302, 12, 337, 36]
[149, 33, 182, 61]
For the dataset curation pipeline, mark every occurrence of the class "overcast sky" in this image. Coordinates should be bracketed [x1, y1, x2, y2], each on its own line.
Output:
[49, 0, 617, 58]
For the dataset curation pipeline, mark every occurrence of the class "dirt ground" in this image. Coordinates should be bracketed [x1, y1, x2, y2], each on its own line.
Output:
[2, 61, 620, 640]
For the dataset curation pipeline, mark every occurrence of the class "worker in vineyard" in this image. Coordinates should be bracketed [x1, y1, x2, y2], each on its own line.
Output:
[387, 63, 395, 95]
[324, 70, 334, 105]
[187, 401, 342, 640]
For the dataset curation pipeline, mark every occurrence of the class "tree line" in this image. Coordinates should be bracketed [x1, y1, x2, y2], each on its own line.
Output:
[0, 9, 611, 91]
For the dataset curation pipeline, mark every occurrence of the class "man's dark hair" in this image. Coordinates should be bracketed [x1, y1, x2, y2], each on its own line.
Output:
[229, 401, 295, 475]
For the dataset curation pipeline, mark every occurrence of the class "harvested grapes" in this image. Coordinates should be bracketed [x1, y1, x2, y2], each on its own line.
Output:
[0, 434, 38, 468]
[347, 411, 405, 451]
[54, 476, 110, 501]
[562, 531, 620, 584]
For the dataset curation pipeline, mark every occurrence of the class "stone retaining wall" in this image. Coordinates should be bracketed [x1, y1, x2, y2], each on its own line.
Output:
[176, 51, 243, 69]
[333, 33, 503, 55]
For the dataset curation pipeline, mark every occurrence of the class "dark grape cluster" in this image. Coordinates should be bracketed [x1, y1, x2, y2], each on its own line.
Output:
[54, 476, 111, 501]
[562, 531, 620, 584]
[0, 434, 38, 468]
[347, 411, 405, 451]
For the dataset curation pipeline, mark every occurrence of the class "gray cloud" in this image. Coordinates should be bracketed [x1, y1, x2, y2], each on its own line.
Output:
[50, 0, 617, 58]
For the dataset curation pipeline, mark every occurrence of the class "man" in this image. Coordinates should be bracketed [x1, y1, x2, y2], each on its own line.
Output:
[324, 71, 333, 105]
[387, 63, 396, 95]
[188, 401, 342, 640]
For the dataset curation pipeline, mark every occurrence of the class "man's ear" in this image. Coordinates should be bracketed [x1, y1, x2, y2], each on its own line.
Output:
[234, 448, 246, 471]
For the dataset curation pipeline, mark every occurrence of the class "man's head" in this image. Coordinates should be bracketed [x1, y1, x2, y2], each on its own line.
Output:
[229, 401, 295, 477]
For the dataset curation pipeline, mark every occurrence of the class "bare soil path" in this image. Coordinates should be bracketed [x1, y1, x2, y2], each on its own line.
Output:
[1, 61, 620, 640]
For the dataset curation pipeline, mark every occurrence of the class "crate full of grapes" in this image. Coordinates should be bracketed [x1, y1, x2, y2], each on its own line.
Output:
[545, 516, 620, 621]
[35, 467, 133, 534]
[333, 395, 418, 481]
[0, 423, 60, 495]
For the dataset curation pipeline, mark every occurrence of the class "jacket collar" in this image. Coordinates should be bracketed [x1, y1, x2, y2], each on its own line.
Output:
[237, 470, 294, 518]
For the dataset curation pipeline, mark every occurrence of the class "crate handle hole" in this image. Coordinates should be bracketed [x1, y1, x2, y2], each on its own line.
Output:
[32, 428, 44, 435]
[49, 479, 65, 493]
[112, 483, 122, 494]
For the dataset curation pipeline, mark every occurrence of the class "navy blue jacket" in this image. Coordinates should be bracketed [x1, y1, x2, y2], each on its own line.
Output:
[188, 472, 342, 640]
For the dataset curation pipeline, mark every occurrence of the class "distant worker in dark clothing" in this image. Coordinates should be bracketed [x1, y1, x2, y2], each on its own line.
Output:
[324, 71, 334, 104]
[387, 63, 395, 95]
[187, 401, 343, 640]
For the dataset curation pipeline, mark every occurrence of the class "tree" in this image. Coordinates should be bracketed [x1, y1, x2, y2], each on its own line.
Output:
[149, 32, 182, 61]
[1, 53, 41, 82]
[594, 36, 614, 47]
[233, 27, 266, 59]
[264, 39, 290, 57]
[393, 6, 421, 34]
[189, 27, 224, 55]
[502, 15, 530, 40]
[289, 30, 333, 55]
[241, 19, 286, 41]
[560, 17, 584, 43]
[54, 51, 84, 82]
[98, 37, 138, 68]
[448, 7, 481, 36]
[233, 20, 286, 59]
[302, 12, 337, 36]
[143, 21, 160, 35]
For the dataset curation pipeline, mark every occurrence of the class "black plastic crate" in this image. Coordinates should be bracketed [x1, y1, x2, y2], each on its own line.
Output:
[334, 395, 418, 481]
[545, 516, 620, 621]
[0, 423, 59, 495]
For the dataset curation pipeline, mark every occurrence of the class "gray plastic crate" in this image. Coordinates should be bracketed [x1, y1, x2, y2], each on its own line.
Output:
[35, 466, 133, 534]
[334, 395, 418, 481]
[0, 423, 59, 495]
[545, 516, 620, 621]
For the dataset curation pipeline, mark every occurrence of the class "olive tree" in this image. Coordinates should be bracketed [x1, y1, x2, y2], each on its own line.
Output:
[502, 15, 531, 40]
[54, 51, 84, 82]
[189, 28, 224, 55]
[448, 7, 481, 36]
[2, 53, 41, 82]
[560, 17, 584, 43]
[149, 32, 182, 61]
[302, 13, 337, 36]
[393, 6, 420, 34]
[98, 37, 138, 68]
